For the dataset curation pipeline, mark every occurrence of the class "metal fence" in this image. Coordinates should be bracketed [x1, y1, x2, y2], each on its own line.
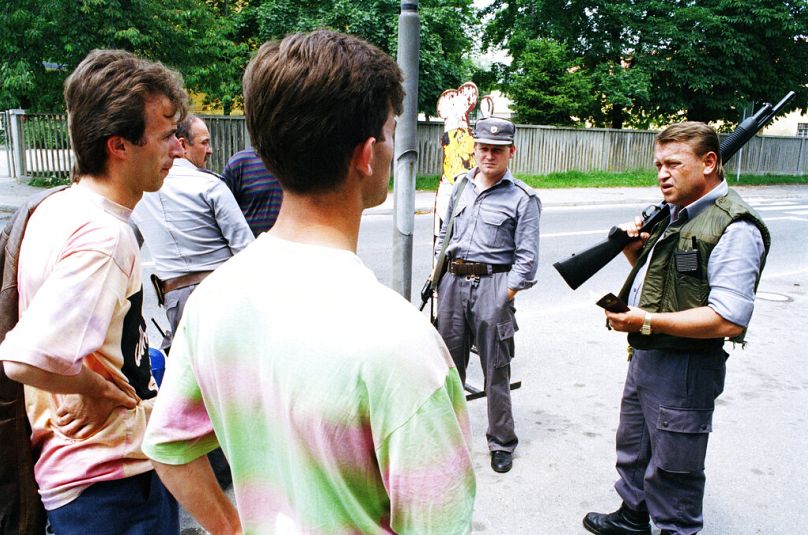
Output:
[416, 122, 808, 176]
[0, 111, 14, 180]
[22, 113, 72, 178]
[3, 111, 806, 179]
[205, 116, 250, 173]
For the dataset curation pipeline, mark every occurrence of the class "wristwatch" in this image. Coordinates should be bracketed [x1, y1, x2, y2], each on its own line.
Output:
[641, 312, 653, 336]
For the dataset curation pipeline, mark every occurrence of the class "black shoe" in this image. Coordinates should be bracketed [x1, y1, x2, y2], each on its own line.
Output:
[490, 450, 512, 473]
[582, 503, 651, 535]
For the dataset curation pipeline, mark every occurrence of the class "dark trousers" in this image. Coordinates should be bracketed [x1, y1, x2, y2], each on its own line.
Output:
[46, 471, 178, 535]
[615, 347, 727, 535]
[437, 272, 518, 452]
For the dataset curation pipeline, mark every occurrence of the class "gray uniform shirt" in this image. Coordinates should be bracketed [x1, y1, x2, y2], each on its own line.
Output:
[628, 180, 765, 327]
[131, 158, 254, 279]
[438, 168, 541, 291]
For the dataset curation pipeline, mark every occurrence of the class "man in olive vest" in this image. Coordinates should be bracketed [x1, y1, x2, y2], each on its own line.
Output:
[584, 122, 770, 535]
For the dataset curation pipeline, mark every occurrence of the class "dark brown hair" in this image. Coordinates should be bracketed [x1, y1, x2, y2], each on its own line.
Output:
[243, 30, 403, 194]
[64, 49, 188, 179]
[656, 121, 724, 180]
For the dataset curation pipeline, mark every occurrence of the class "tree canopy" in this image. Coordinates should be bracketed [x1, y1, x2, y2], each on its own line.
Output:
[3, 0, 805, 126]
[507, 39, 591, 125]
[0, 0, 479, 115]
[0, 0, 247, 113]
[247, 0, 479, 113]
[483, 0, 808, 128]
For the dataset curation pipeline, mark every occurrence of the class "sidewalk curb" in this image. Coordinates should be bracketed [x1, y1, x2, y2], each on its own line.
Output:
[3, 179, 806, 217]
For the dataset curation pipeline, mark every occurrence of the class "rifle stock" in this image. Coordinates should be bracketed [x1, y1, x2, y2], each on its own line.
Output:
[553, 91, 795, 290]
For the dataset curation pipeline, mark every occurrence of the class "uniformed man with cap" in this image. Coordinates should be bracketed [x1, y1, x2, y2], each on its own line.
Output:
[435, 117, 541, 473]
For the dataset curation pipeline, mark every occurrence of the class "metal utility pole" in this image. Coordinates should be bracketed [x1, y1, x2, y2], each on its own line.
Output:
[392, 1, 420, 301]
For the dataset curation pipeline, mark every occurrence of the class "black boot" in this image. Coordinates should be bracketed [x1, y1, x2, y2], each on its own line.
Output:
[583, 502, 651, 535]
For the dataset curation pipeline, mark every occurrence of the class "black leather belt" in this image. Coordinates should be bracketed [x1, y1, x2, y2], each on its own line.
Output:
[449, 259, 511, 276]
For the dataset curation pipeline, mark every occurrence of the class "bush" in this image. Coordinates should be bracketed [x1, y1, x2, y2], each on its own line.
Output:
[28, 175, 70, 188]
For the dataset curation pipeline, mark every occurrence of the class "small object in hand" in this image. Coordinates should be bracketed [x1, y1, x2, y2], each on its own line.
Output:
[596, 292, 630, 313]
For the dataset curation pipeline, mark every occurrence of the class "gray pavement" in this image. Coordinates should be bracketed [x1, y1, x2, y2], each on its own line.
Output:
[5, 173, 804, 217]
[4, 175, 807, 534]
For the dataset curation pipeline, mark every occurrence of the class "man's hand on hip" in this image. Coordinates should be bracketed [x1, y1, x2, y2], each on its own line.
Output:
[55, 375, 137, 439]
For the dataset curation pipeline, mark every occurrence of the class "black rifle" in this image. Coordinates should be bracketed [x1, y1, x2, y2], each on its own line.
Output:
[553, 91, 795, 290]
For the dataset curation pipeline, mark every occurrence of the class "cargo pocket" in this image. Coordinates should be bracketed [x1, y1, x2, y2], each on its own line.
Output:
[494, 320, 515, 368]
[653, 406, 712, 473]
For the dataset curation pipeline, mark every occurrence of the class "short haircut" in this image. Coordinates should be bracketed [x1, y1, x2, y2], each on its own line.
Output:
[243, 30, 403, 194]
[656, 121, 724, 180]
[176, 115, 197, 143]
[64, 49, 188, 179]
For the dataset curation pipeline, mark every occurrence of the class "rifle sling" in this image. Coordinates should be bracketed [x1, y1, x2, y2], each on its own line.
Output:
[430, 176, 468, 292]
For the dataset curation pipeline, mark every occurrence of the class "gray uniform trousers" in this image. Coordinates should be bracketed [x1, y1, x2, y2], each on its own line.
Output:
[437, 271, 518, 452]
[160, 283, 233, 488]
[160, 285, 197, 350]
[615, 347, 727, 534]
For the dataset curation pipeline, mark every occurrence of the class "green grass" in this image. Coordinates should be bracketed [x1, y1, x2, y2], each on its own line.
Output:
[36, 170, 808, 191]
[28, 175, 70, 188]
[406, 171, 808, 191]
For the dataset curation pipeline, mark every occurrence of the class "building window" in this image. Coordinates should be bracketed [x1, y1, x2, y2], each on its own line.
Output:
[798, 123, 808, 137]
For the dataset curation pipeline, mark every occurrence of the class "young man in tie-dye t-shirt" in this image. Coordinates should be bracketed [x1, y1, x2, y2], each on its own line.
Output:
[143, 30, 476, 534]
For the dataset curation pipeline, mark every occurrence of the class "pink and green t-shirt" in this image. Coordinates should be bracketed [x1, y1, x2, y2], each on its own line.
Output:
[0, 185, 156, 510]
[143, 234, 476, 534]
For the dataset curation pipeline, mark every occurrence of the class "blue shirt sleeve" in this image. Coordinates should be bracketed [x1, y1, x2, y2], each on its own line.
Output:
[707, 220, 766, 328]
[507, 194, 541, 291]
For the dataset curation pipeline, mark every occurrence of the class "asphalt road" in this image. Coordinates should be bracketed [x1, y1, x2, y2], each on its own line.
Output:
[143, 191, 808, 534]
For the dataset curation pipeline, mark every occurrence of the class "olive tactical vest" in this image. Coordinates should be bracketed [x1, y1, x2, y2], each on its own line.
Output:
[618, 188, 771, 351]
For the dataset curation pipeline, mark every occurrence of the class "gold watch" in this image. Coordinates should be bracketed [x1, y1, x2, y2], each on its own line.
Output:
[641, 312, 653, 336]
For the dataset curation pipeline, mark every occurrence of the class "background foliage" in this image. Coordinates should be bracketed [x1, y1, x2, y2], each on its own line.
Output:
[0, 0, 478, 115]
[482, 0, 807, 128]
[1, 0, 805, 127]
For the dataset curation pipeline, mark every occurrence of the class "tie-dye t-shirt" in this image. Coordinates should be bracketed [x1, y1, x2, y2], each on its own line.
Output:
[143, 234, 476, 534]
[0, 185, 156, 510]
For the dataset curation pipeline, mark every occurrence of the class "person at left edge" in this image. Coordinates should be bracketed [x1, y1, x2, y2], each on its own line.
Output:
[0, 49, 188, 535]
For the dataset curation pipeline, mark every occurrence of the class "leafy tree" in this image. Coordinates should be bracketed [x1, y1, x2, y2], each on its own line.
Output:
[507, 39, 591, 125]
[2, 0, 482, 115]
[587, 61, 651, 128]
[0, 0, 245, 113]
[643, 1, 807, 123]
[483, 0, 807, 127]
[251, 0, 480, 114]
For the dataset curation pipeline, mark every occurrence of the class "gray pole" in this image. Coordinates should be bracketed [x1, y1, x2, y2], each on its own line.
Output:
[392, 1, 420, 300]
[9, 109, 27, 179]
